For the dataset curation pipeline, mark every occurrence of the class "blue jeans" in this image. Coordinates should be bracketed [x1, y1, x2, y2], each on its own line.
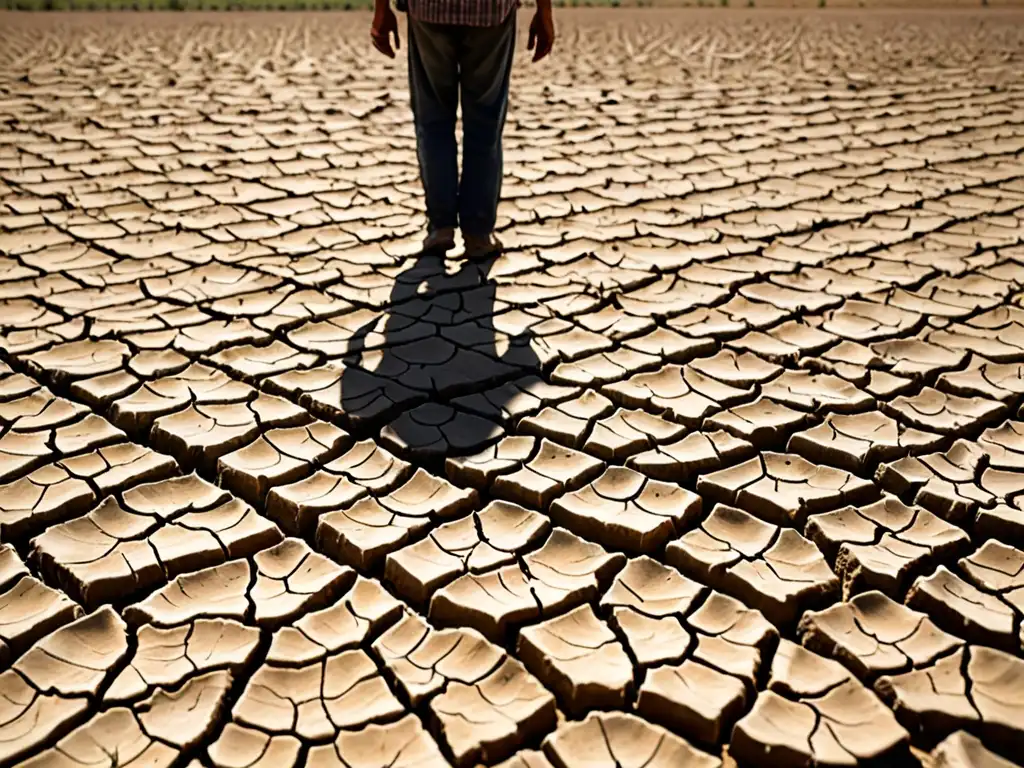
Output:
[407, 12, 515, 237]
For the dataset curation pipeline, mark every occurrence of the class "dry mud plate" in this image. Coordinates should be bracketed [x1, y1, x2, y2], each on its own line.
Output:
[2, 7, 1024, 767]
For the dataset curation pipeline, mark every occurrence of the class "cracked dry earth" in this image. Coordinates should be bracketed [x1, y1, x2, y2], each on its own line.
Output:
[4, 8, 1024, 768]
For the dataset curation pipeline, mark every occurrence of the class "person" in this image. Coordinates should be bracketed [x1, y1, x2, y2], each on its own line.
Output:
[370, 0, 555, 258]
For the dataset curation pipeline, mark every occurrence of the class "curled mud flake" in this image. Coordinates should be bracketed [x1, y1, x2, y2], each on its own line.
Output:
[543, 711, 720, 768]
[733, 640, 909, 767]
[806, 495, 969, 599]
[386, 500, 549, 606]
[667, 503, 838, 629]
[31, 474, 281, 608]
[517, 604, 633, 716]
[305, 715, 450, 768]
[430, 527, 623, 642]
[698, 452, 875, 528]
[550, 465, 701, 554]
[798, 591, 963, 683]
[877, 645, 1024, 754]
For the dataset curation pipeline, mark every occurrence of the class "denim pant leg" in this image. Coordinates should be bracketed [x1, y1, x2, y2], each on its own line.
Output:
[408, 18, 460, 232]
[458, 12, 516, 237]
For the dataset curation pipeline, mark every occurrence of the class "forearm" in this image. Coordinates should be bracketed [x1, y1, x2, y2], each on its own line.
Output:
[374, 0, 388, 13]
[536, 0, 551, 11]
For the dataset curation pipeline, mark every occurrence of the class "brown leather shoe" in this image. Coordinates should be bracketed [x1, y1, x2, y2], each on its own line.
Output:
[463, 231, 503, 260]
[423, 227, 456, 252]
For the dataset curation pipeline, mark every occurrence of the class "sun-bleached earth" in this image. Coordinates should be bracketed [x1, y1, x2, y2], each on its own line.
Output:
[1, 8, 1024, 768]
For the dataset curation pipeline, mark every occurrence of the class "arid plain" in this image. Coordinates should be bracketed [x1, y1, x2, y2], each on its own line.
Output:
[1, 9, 1024, 768]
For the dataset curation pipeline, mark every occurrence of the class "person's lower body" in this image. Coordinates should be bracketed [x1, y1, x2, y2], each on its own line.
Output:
[407, 11, 516, 255]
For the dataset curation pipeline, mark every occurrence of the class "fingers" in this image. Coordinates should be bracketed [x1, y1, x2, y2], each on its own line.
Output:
[528, 15, 553, 62]
[370, 13, 398, 59]
[371, 21, 396, 58]
[532, 33, 552, 62]
[372, 34, 395, 58]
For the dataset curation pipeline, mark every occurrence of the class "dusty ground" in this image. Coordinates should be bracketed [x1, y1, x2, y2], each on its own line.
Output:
[1, 8, 1024, 768]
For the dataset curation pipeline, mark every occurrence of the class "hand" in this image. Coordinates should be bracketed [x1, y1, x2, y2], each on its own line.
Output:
[527, 8, 555, 62]
[371, 7, 400, 59]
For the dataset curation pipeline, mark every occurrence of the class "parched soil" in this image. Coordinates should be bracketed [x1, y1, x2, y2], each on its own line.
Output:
[1, 9, 1024, 768]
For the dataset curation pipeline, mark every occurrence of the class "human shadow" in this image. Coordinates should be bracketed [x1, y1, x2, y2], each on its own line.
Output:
[339, 247, 541, 463]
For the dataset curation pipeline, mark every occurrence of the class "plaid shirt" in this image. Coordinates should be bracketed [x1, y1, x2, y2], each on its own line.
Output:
[406, 0, 518, 26]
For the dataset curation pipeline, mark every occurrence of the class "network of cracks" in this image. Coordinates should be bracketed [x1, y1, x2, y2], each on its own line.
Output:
[1, 9, 1024, 768]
